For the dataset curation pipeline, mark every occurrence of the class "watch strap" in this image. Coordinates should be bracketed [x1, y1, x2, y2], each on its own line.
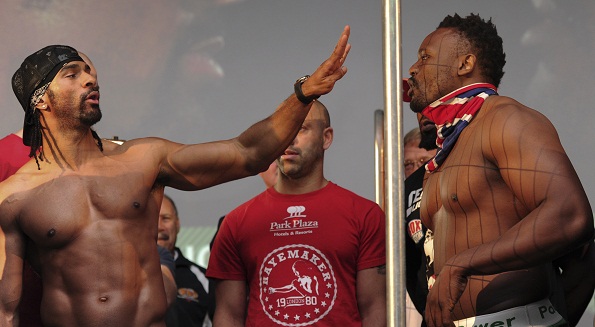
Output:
[294, 75, 319, 104]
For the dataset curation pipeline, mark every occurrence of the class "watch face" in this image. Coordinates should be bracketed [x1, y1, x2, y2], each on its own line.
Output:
[296, 75, 310, 84]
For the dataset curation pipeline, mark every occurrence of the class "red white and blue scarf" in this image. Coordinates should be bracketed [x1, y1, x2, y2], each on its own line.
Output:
[421, 83, 498, 172]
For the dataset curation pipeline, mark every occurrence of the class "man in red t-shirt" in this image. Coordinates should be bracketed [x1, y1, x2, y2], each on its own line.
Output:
[0, 129, 29, 181]
[208, 101, 386, 327]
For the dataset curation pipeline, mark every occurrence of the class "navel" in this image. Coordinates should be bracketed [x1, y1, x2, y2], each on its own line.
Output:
[47, 228, 56, 238]
[133, 202, 141, 209]
[451, 194, 458, 202]
[99, 296, 109, 303]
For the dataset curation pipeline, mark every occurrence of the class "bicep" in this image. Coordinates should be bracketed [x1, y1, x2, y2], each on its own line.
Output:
[356, 266, 386, 323]
[487, 107, 586, 210]
[161, 139, 254, 191]
[213, 279, 247, 327]
[485, 105, 593, 249]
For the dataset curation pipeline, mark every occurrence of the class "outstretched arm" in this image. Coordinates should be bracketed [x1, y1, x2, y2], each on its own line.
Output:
[159, 26, 351, 191]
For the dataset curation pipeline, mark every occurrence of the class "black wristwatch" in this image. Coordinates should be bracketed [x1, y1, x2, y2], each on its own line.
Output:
[294, 75, 319, 104]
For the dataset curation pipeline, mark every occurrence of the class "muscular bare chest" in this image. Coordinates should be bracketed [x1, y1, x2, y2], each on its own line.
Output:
[17, 165, 158, 249]
[421, 122, 529, 259]
[422, 125, 488, 222]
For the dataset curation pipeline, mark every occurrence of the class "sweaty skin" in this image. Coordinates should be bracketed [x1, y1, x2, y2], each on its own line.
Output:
[0, 26, 351, 327]
[408, 27, 593, 327]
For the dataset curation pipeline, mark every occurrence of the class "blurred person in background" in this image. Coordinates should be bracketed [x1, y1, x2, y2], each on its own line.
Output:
[403, 121, 437, 327]
[159, 194, 215, 327]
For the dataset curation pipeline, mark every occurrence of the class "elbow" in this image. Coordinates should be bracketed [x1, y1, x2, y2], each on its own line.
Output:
[235, 142, 275, 177]
[569, 208, 594, 247]
[244, 160, 269, 177]
[243, 151, 276, 177]
[581, 224, 595, 245]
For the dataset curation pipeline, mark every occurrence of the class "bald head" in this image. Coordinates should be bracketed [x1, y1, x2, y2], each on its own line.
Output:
[309, 101, 330, 128]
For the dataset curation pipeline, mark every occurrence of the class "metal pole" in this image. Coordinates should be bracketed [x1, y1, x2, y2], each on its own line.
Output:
[381, 0, 405, 326]
[374, 109, 385, 212]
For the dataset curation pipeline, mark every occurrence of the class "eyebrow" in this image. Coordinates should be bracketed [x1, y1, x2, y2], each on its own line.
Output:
[61, 62, 82, 71]
[59, 61, 92, 75]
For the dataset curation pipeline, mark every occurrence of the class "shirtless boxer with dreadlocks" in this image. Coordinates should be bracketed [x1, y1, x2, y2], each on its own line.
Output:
[0, 26, 351, 327]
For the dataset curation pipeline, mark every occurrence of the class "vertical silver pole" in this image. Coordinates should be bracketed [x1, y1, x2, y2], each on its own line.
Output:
[382, 0, 405, 326]
[374, 109, 385, 212]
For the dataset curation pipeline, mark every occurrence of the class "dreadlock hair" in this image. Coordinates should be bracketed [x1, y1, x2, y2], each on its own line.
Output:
[28, 116, 104, 170]
[438, 13, 506, 88]
[91, 129, 104, 152]
[28, 110, 45, 170]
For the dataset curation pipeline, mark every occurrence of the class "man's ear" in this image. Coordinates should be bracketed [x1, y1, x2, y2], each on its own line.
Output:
[35, 97, 49, 111]
[457, 54, 476, 76]
[322, 127, 334, 150]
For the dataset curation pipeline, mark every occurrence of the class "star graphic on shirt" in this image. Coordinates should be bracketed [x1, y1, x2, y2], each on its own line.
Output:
[284, 314, 289, 320]
[325, 292, 330, 298]
[294, 315, 301, 321]
[314, 308, 321, 314]
[305, 312, 311, 319]
[268, 304, 273, 310]
[326, 282, 332, 288]
[275, 310, 280, 316]
[321, 301, 327, 307]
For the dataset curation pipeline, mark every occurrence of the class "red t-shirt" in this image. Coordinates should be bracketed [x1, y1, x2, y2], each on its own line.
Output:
[208, 182, 385, 326]
[0, 133, 30, 182]
[0, 133, 42, 325]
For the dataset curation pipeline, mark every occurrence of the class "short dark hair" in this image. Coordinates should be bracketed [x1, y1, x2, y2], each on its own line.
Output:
[438, 13, 506, 87]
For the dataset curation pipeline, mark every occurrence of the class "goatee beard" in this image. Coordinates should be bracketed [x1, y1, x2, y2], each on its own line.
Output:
[80, 104, 102, 126]
[409, 99, 426, 113]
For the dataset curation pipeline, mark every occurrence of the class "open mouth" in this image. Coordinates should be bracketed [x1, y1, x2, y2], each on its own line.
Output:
[86, 91, 99, 100]
[85, 91, 100, 104]
[403, 78, 412, 102]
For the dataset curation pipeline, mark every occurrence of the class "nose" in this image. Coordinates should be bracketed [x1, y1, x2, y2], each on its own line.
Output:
[82, 71, 98, 88]
[408, 62, 418, 78]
